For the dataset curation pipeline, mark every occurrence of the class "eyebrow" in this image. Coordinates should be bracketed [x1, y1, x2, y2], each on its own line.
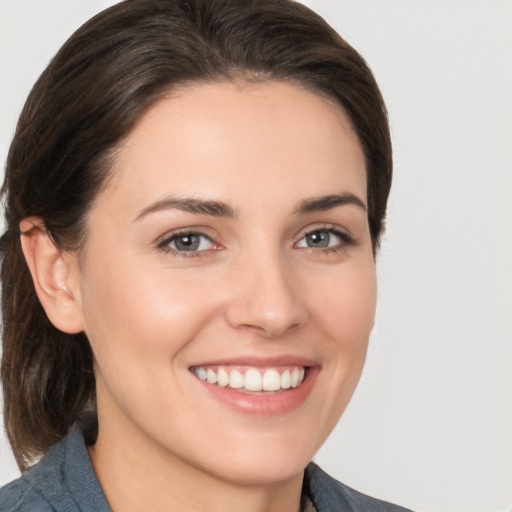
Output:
[135, 192, 365, 222]
[135, 197, 236, 221]
[295, 193, 367, 214]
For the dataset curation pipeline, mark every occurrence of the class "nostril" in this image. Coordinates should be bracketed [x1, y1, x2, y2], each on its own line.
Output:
[223, 261, 309, 336]
[234, 311, 305, 338]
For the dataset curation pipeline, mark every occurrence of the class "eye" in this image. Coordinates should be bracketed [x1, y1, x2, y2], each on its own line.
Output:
[160, 232, 216, 252]
[295, 228, 352, 250]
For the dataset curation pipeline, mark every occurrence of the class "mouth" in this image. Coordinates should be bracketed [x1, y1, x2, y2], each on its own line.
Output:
[188, 357, 319, 415]
[190, 365, 307, 394]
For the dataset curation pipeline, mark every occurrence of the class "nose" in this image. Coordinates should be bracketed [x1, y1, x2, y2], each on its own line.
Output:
[223, 251, 309, 338]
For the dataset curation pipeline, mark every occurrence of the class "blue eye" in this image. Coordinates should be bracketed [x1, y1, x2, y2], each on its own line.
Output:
[163, 233, 215, 252]
[296, 229, 351, 249]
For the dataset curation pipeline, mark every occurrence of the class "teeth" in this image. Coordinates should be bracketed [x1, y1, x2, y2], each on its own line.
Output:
[195, 367, 207, 381]
[217, 368, 229, 387]
[229, 370, 244, 389]
[192, 365, 307, 392]
[262, 369, 281, 391]
[291, 368, 299, 388]
[281, 369, 291, 389]
[206, 368, 217, 384]
[244, 368, 262, 391]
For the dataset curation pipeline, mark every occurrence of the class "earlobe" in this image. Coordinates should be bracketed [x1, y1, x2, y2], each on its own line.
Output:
[19, 217, 85, 334]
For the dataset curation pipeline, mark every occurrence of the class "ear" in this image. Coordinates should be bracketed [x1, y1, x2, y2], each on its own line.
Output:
[19, 217, 85, 334]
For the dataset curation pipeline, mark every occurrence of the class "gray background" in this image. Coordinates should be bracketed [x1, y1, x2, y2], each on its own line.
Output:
[1, 1, 511, 511]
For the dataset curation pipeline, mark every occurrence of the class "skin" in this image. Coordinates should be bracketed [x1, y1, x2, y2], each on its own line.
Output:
[21, 81, 376, 511]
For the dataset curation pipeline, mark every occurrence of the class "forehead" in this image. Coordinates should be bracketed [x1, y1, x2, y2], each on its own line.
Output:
[102, 80, 367, 212]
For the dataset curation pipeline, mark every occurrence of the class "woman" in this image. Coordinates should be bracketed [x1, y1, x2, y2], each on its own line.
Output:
[0, 0, 412, 510]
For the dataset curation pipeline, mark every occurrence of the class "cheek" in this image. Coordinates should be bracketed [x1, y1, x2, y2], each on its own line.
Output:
[308, 259, 377, 346]
[79, 256, 221, 374]
[308, 259, 376, 406]
[79, 259, 223, 436]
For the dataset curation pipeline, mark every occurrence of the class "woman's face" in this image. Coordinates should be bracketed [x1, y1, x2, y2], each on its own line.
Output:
[75, 81, 376, 485]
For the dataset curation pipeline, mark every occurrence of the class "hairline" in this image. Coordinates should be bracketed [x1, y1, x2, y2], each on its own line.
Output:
[74, 74, 369, 270]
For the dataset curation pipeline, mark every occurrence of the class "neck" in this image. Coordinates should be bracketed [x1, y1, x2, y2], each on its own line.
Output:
[88, 414, 304, 512]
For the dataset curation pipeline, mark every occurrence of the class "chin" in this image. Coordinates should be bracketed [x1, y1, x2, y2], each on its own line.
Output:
[193, 427, 323, 486]
[209, 454, 310, 487]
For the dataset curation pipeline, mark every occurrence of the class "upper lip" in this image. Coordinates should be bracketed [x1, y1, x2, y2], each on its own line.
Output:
[189, 355, 320, 369]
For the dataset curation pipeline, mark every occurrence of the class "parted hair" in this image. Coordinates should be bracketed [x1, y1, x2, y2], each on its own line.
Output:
[1, 0, 392, 470]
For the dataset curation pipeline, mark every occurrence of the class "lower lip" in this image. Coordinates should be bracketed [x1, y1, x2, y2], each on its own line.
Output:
[194, 367, 319, 416]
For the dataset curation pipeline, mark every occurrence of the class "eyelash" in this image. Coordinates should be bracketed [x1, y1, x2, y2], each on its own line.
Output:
[156, 230, 218, 257]
[156, 226, 355, 257]
[295, 227, 355, 254]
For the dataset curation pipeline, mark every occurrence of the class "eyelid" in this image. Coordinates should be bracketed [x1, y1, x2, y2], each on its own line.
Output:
[294, 224, 355, 250]
[155, 227, 221, 255]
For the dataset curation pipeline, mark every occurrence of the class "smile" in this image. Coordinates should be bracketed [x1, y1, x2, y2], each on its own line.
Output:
[190, 365, 307, 393]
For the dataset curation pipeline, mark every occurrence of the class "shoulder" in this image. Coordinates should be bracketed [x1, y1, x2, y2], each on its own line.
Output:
[0, 478, 56, 512]
[0, 426, 109, 512]
[304, 462, 414, 512]
[0, 447, 65, 512]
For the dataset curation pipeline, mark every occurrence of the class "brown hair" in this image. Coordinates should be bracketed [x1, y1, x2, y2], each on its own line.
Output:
[1, 0, 392, 470]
